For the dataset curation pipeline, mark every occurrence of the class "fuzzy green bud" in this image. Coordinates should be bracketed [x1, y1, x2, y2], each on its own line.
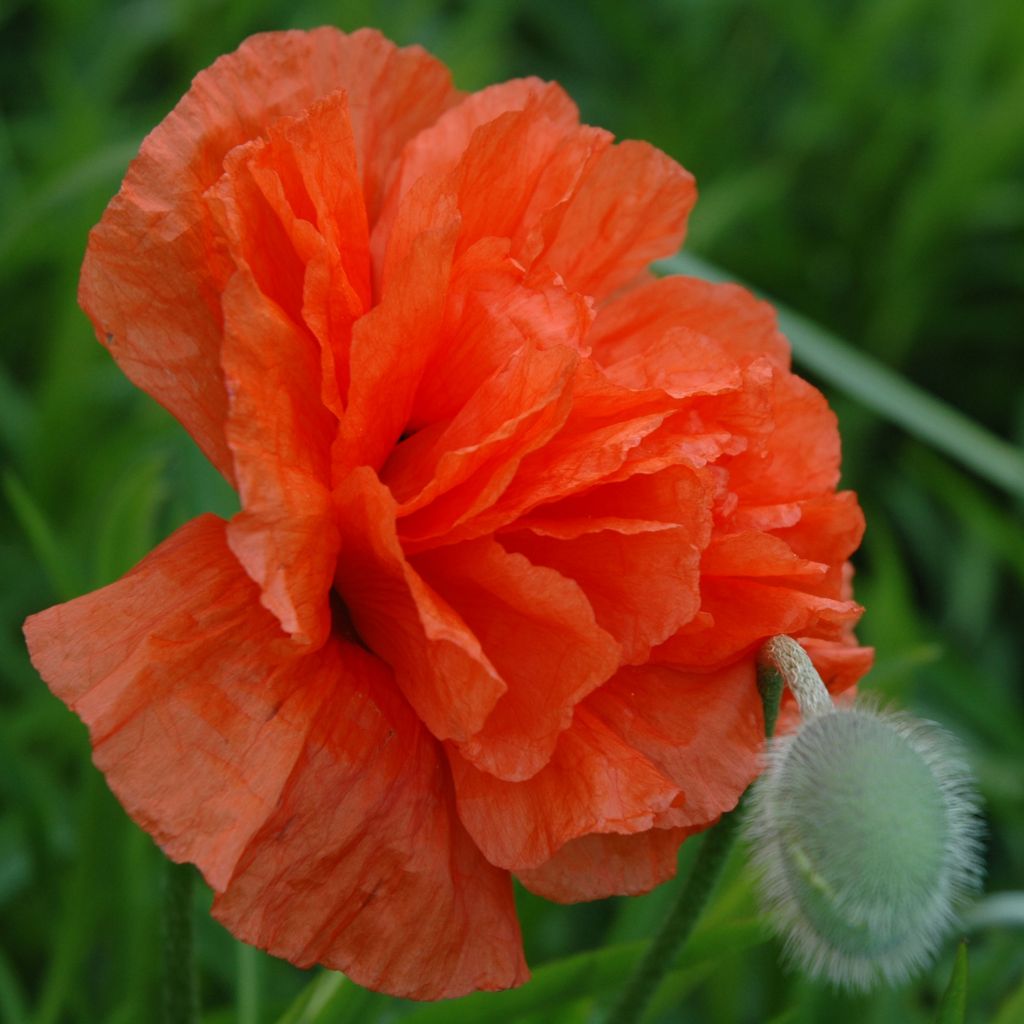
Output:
[745, 639, 984, 989]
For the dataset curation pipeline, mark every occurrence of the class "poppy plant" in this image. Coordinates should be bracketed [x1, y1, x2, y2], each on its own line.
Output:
[24, 28, 871, 1000]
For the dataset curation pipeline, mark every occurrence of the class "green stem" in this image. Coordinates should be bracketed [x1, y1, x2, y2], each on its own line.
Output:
[604, 660, 783, 1024]
[237, 941, 261, 1024]
[162, 860, 199, 1024]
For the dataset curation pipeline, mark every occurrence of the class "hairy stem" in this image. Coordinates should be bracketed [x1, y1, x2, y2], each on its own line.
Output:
[605, 658, 783, 1024]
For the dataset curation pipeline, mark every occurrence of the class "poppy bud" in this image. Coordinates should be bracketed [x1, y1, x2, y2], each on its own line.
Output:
[745, 638, 984, 989]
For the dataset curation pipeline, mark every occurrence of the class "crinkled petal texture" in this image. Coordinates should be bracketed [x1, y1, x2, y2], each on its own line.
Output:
[30, 27, 871, 999]
[24, 517, 526, 999]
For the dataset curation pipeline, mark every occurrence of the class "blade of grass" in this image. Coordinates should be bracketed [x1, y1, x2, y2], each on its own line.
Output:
[272, 973, 387, 1024]
[935, 942, 968, 1024]
[0, 949, 30, 1024]
[993, 970, 1024, 1024]
[31, 771, 104, 1024]
[3, 471, 81, 601]
[964, 892, 1024, 931]
[656, 251, 1024, 501]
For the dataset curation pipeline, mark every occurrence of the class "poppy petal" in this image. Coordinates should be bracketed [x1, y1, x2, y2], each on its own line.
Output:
[533, 140, 697, 299]
[656, 578, 862, 672]
[725, 370, 841, 504]
[590, 275, 790, 371]
[375, 78, 581, 255]
[585, 660, 765, 827]
[449, 708, 679, 870]
[408, 239, 594, 428]
[206, 90, 371, 417]
[23, 515, 334, 890]
[212, 644, 527, 1000]
[334, 468, 507, 743]
[78, 28, 454, 479]
[413, 363, 683, 547]
[501, 515, 709, 664]
[334, 209, 460, 476]
[414, 539, 620, 781]
[391, 344, 580, 547]
[24, 514, 524, 999]
[219, 268, 339, 646]
[516, 826, 700, 903]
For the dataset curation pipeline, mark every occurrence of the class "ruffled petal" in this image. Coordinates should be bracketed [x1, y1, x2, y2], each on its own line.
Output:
[205, 90, 371, 417]
[383, 78, 579, 213]
[724, 370, 841, 504]
[23, 515, 335, 889]
[334, 468, 507, 743]
[409, 362, 686, 548]
[213, 644, 527, 1000]
[218, 268, 339, 646]
[380, 77, 693, 303]
[585, 660, 765, 827]
[414, 539, 619, 781]
[600, 327, 742, 400]
[333, 205, 460, 476]
[385, 341, 578, 511]
[391, 343, 579, 545]
[25, 514, 525, 999]
[700, 531, 830, 580]
[501, 517, 708, 664]
[408, 239, 594, 428]
[769, 491, 866, 567]
[589, 275, 790, 371]
[516, 826, 699, 903]
[375, 79, 583, 258]
[655, 578, 862, 672]
[79, 28, 455, 479]
[532, 140, 696, 299]
[449, 709, 679, 870]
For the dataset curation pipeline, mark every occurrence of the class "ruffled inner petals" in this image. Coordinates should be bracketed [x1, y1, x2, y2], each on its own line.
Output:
[218, 269, 339, 646]
[78, 27, 456, 479]
[585, 660, 765, 828]
[334, 468, 507, 744]
[532, 140, 696, 300]
[449, 709, 679, 870]
[589, 275, 790, 371]
[408, 239, 594, 429]
[414, 539, 619, 781]
[501, 519, 706, 664]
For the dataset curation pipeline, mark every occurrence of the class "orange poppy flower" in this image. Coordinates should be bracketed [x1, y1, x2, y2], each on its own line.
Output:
[24, 28, 872, 999]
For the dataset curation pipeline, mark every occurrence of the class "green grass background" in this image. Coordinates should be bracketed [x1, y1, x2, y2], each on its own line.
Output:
[2, 0, 1023, 1021]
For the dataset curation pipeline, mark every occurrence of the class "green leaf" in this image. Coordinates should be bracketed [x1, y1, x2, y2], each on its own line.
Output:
[935, 942, 968, 1024]
[92, 453, 167, 585]
[656, 251, 1024, 502]
[993, 969, 1024, 1024]
[2, 470, 81, 601]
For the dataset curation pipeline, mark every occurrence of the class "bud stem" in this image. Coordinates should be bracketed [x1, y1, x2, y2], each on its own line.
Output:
[758, 635, 833, 719]
[604, 650, 785, 1024]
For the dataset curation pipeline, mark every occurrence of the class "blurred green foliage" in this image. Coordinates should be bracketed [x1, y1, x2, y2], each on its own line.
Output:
[2, 0, 1023, 1022]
